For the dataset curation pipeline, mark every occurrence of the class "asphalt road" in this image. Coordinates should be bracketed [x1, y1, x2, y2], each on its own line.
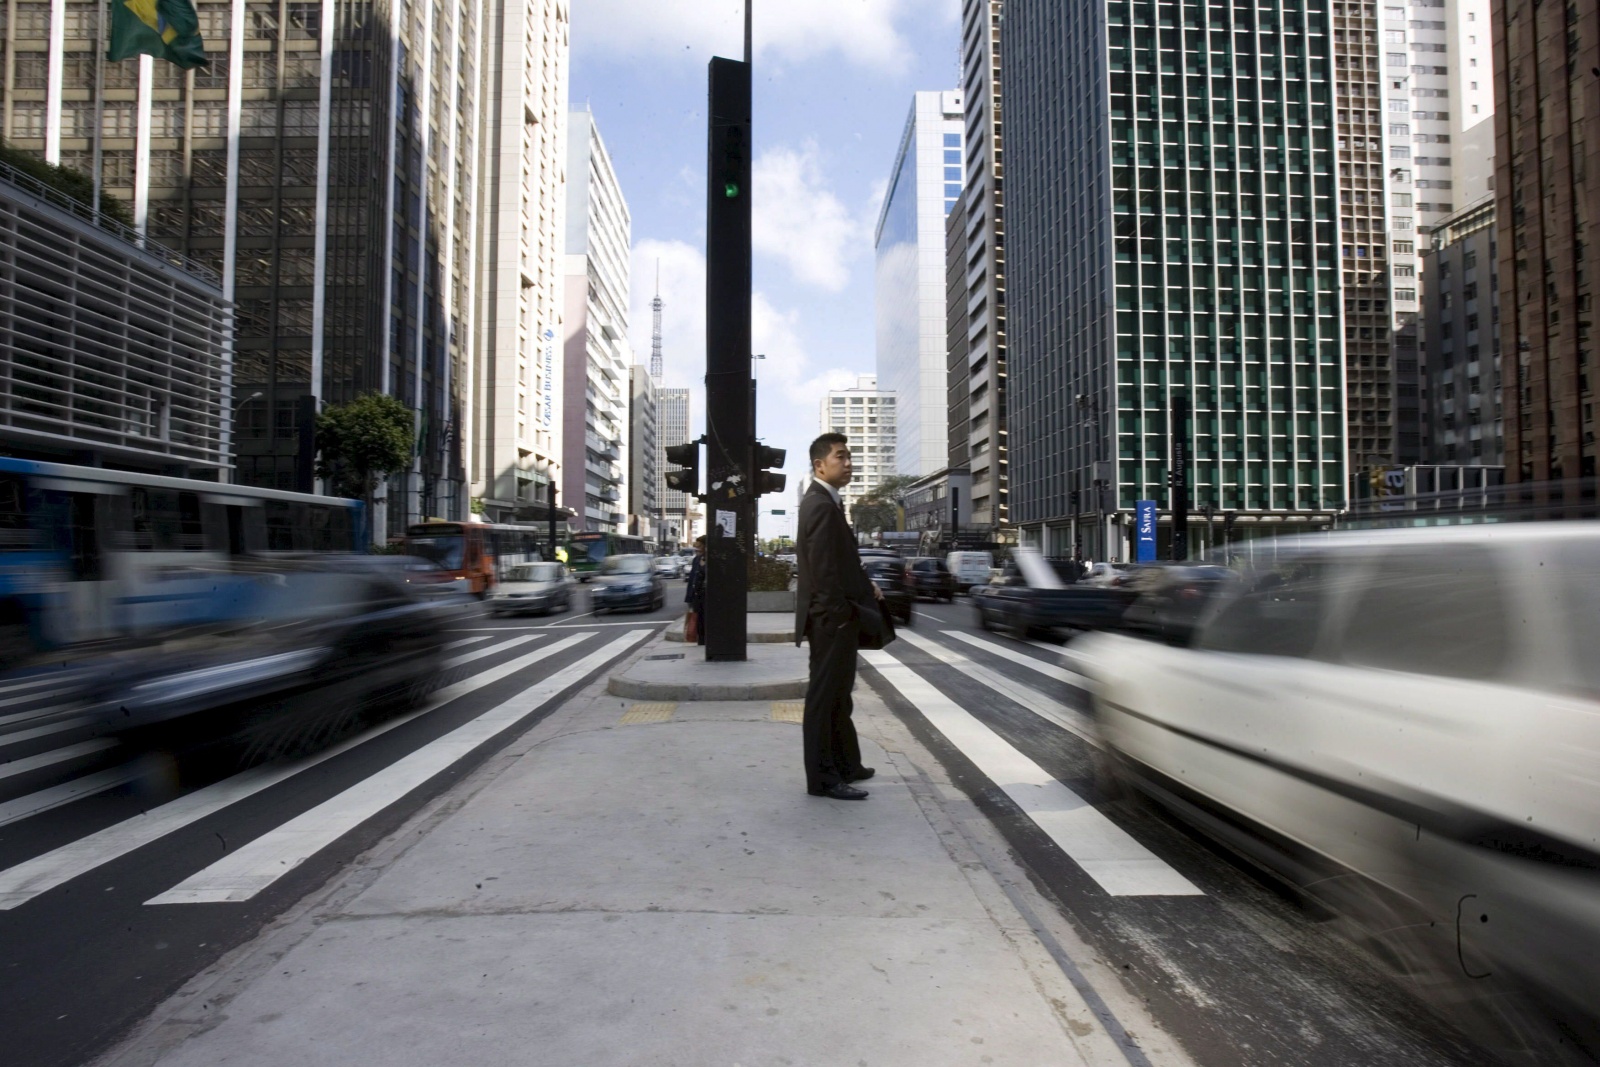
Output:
[0, 581, 685, 1067]
[0, 580, 1564, 1067]
[867, 594, 1515, 1067]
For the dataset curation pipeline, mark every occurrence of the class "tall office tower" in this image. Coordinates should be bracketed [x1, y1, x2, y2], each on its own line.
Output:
[0, 0, 573, 535]
[561, 112, 629, 535]
[875, 89, 963, 478]
[1493, 0, 1599, 483]
[1336, 0, 1496, 467]
[945, 189, 971, 474]
[1003, 0, 1347, 560]
[820, 375, 897, 517]
[955, 0, 1007, 533]
[657, 387, 690, 543]
[628, 365, 659, 540]
[472, 0, 570, 523]
[1422, 196, 1502, 465]
[0, 0, 491, 532]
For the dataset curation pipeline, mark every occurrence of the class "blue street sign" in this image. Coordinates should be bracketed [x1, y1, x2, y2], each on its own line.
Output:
[1136, 500, 1158, 562]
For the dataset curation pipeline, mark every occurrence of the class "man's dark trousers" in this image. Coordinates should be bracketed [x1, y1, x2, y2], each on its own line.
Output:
[803, 608, 862, 793]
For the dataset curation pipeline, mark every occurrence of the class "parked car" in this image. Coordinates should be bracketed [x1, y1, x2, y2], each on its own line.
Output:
[590, 553, 666, 614]
[489, 561, 575, 616]
[1073, 524, 1600, 1043]
[1112, 562, 1235, 645]
[971, 551, 1133, 637]
[905, 557, 957, 601]
[860, 554, 914, 626]
[946, 550, 994, 594]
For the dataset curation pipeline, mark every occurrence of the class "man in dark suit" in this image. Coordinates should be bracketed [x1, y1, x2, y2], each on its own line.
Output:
[795, 433, 881, 800]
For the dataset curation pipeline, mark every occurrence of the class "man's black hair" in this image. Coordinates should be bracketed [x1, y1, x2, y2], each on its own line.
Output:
[810, 432, 848, 465]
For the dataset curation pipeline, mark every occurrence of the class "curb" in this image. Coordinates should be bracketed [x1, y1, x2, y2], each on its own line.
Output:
[664, 625, 795, 644]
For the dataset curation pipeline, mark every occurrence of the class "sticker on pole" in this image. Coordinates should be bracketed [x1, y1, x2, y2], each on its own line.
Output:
[715, 510, 736, 538]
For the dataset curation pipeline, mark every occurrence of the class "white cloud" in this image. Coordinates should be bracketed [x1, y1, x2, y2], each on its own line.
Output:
[572, 0, 925, 73]
[753, 143, 864, 292]
[627, 237, 866, 531]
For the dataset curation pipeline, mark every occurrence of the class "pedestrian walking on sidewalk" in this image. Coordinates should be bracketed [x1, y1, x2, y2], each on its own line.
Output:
[684, 535, 707, 646]
[795, 433, 883, 801]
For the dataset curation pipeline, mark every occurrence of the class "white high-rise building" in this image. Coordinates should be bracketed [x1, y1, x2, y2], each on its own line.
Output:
[875, 90, 963, 479]
[658, 387, 691, 544]
[473, 0, 570, 524]
[820, 375, 897, 517]
[562, 112, 630, 534]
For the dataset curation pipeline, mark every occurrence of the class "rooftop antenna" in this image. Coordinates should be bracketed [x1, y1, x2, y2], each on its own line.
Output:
[650, 259, 664, 384]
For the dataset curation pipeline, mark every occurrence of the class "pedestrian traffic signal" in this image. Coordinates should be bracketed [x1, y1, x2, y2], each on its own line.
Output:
[665, 440, 701, 499]
[753, 443, 786, 496]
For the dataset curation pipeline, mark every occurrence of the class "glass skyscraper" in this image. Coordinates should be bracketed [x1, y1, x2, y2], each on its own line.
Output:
[1003, 0, 1348, 558]
[875, 89, 963, 479]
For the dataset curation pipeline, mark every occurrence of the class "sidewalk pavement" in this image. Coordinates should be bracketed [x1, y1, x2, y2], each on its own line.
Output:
[94, 634, 1193, 1067]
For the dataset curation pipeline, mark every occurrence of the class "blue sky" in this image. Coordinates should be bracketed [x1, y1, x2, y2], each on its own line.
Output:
[570, 0, 961, 540]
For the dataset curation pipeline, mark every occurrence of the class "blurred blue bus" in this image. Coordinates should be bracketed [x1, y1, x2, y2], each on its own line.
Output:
[565, 531, 647, 581]
[0, 457, 364, 666]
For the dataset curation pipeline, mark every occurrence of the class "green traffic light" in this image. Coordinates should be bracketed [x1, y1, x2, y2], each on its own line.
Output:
[724, 182, 740, 198]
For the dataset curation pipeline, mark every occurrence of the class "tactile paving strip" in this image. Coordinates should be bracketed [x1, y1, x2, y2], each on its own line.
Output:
[620, 702, 678, 725]
[770, 701, 804, 724]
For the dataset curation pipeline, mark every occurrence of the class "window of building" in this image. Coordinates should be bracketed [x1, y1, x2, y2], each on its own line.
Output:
[1393, 240, 1414, 255]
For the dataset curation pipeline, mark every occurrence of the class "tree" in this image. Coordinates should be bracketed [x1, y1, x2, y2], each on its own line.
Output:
[849, 474, 919, 533]
[315, 394, 415, 525]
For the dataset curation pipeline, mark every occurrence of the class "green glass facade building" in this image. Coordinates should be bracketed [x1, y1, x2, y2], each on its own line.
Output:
[1003, 0, 1348, 559]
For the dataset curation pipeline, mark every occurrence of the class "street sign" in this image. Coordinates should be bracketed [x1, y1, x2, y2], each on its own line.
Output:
[768, 509, 786, 515]
[1136, 500, 1157, 562]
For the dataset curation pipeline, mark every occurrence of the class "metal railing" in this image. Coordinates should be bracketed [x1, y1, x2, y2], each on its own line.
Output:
[0, 159, 223, 288]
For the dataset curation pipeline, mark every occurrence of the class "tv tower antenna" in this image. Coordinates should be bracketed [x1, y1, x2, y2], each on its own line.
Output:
[650, 259, 664, 384]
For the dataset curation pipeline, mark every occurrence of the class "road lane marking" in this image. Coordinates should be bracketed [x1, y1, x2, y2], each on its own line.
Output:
[0, 672, 88, 698]
[0, 715, 97, 755]
[147, 630, 653, 904]
[620, 701, 676, 725]
[0, 738, 119, 783]
[0, 764, 145, 828]
[0, 632, 602, 910]
[944, 631, 1093, 689]
[444, 636, 492, 650]
[895, 630, 1095, 743]
[861, 650, 1202, 898]
[442, 635, 540, 668]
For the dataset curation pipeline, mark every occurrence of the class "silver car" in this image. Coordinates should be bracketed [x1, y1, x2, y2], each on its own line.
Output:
[487, 562, 574, 616]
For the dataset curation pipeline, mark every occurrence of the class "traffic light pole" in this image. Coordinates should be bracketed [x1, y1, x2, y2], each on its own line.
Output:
[703, 55, 753, 661]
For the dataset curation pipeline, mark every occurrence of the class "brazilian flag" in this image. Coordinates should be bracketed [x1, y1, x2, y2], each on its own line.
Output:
[108, 0, 208, 70]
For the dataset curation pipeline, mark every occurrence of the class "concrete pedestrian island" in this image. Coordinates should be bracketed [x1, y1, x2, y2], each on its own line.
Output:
[606, 640, 808, 700]
[665, 611, 795, 644]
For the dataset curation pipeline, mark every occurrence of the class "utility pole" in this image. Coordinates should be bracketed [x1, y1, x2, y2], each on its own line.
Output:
[703, 35, 754, 660]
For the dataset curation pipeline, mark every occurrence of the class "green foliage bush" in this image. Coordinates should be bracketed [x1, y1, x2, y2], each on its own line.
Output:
[1, 143, 135, 227]
[749, 555, 794, 593]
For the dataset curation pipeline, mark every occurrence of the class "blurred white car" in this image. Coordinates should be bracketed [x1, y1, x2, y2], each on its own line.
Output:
[1072, 523, 1600, 1028]
[653, 555, 682, 578]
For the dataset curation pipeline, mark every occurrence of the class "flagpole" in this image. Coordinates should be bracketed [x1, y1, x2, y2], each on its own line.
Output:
[92, 0, 106, 210]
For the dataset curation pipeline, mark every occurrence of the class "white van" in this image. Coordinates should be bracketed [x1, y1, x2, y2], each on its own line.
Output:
[946, 551, 994, 594]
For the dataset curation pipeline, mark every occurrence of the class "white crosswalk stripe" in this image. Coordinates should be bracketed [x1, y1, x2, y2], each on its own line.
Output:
[894, 629, 1094, 743]
[148, 629, 653, 904]
[944, 630, 1093, 689]
[443, 634, 540, 668]
[862, 647, 1202, 898]
[0, 628, 643, 910]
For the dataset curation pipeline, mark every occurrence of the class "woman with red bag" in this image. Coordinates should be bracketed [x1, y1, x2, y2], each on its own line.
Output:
[683, 535, 707, 645]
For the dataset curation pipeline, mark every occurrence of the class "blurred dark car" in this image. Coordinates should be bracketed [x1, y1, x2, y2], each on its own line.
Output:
[92, 555, 471, 734]
[860, 554, 914, 626]
[590, 553, 666, 614]
[972, 552, 1133, 637]
[1114, 562, 1236, 645]
[905, 557, 957, 602]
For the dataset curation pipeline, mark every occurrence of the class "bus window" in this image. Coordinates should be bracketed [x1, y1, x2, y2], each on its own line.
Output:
[68, 494, 102, 579]
[128, 488, 156, 550]
[177, 492, 205, 550]
[0, 477, 32, 550]
[264, 501, 294, 550]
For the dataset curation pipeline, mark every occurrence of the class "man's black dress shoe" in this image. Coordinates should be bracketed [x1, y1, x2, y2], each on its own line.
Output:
[808, 783, 869, 800]
[848, 767, 876, 782]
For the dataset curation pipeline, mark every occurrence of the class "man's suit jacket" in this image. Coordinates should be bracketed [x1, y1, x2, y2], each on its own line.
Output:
[794, 480, 876, 645]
